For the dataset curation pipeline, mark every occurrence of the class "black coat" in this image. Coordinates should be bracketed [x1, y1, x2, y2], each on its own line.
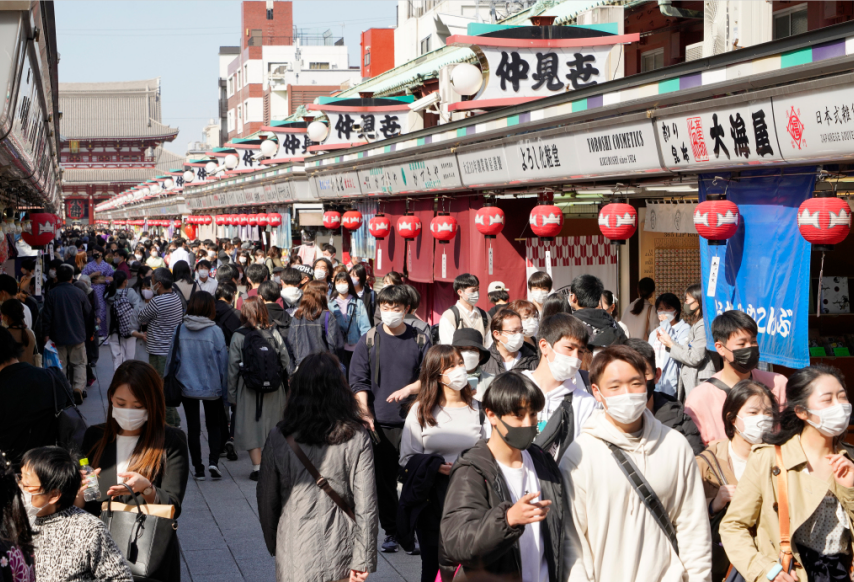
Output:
[42, 281, 92, 345]
[571, 308, 627, 348]
[480, 341, 540, 377]
[215, 299, 241, 346]
[81, 424, 190, 582]
[439, 440, 563, 582]
[652, 392, 705, 455]
[397, 453, 447, 552]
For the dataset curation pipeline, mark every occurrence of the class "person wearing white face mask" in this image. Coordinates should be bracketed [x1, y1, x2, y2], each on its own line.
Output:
[330, 272, 371, 371]
[527, 271, 552, 315]
[451, 328, 494, 399]
[438, 273, 492, 348]
[399, 345, 485, 581]
[21, 446, 133, 582]
[77, 360, 190, 581]
[648, 293, 691, 398]
[695, 380, 778, 582]
[722, 365, 854, 582]
[481, 310, 539, 382]
[194, 259, 218, 294]
[562, 345, 712, 582]
[486, 313, 599, 464]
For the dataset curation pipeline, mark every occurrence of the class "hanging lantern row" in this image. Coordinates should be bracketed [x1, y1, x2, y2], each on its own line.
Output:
[322, 209, 364, 231]
[188, 215, 213, 225]
[200, 213, 283, 227]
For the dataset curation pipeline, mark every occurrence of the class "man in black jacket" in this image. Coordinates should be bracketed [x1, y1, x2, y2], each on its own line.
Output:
[625, 338, 704, 455]
[568, 274, 627, 349]
[259, 281, 291, 348]
[41, 265, 92, 401]
[439, 372, 563, 582]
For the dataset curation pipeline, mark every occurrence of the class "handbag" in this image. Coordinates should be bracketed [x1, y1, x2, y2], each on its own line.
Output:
[286, 435, 355, 521]
[100, 483, 177, 580]
[162, 325, 184, 407]
[607, 442, 679, 555]
[48, 366, 87, 453]
[724, 445, 793, 582]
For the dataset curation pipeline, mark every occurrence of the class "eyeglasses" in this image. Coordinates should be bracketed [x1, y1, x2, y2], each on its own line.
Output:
[501, 328, 524, 335]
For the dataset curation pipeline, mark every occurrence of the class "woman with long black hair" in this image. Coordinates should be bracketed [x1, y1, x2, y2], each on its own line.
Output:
[399, 344, 484, 582]
[257, 351, 377, 582]
[722, 365, 854, 582]
[0, 450, 34, 582]
[171, 260, 197, 302]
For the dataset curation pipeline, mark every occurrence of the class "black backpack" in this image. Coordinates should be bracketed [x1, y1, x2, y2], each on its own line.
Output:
[431, 304, 489, 345]
[235, 328, 285, 420]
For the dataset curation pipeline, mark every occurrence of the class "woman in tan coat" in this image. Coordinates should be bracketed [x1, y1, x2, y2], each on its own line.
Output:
[697, 379, 777, 582]
[720, 365, 854, 582]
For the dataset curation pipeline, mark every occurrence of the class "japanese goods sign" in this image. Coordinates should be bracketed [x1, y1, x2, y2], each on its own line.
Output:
[698, 170, 814, 368]
[358, 155, 462, 195]
[656, 98, 784, 170]
[572, 121, 664, 177]
[457, 146, 512, 187]
[268, 128, 312, 162]
[772, 85, 854, 164]
[505, 134, 574, 182]
[314, 171, 362, 198]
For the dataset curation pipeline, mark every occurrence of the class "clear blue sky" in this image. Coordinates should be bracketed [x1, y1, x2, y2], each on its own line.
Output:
[54, 1, 397, 153]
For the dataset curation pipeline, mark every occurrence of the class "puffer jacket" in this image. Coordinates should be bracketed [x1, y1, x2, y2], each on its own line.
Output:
[287, 310, 344, 371]
[165, 315, 228, 400]
[439, 439, 563, 582]
[480, 341, 540, 377]
[257, 425, 379, 582]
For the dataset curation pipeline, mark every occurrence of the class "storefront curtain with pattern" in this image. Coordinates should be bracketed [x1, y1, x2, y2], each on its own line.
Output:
[408, 199, 435, 283]
[349, 201, 377, 261]
[374, 200, 406, 276]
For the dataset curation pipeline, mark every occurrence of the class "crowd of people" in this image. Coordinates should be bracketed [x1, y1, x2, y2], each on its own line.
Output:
[0, 226, 853, 582]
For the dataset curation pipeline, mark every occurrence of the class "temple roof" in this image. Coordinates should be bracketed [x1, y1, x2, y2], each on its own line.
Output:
[58, 78, 179, 140]
[62, 147, 185, 186]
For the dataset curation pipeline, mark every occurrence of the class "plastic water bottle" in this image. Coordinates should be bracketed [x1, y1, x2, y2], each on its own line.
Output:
[79, 458, 100, 502]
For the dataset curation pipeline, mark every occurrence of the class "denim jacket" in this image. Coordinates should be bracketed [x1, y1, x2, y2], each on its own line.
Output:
[330, 295, 371, 346]
[165, 315, 228, 400]
[286, 310, 344, 371]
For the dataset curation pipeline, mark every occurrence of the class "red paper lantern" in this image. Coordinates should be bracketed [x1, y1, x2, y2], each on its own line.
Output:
[172, 220, 182, 228]
[257, 214, 269, 226]
[323, 210, 342, 230]
[529, 204, 564, 241]
[215, 215, 226, 226]
[248, 214, 258, 226]
[430, 214, 458, 244]
[693, 199, 739, 244]
[267, 213, 282, 227]
[474, 206, 505, 238]
[397, 214, 422, 239]
[342, 210, 363, 231]
[203, 215, 212, 226]
[183, 224, 197, 240]
[238, 214, 249, 226]
[369, 214, 391, 239]
[224, 214, 235, 226]
[798, 193, 852, 250]
[598, 202, 637, 244]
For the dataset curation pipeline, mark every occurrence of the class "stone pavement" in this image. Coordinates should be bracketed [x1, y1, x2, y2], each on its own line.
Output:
[80, 342, 422, 582]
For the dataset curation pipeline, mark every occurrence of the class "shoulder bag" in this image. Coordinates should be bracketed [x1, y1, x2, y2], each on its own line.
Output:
[48, 366, 88, 453]
[162, 325, 184, 407]
[100, 483, 177, 580]
[607, 442, 679, 555]
[286, 435, 355, 521]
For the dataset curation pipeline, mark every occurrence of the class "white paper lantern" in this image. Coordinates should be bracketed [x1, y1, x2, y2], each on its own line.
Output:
[307, 121, 329, 143]
[141, 187, 150, 197]
[205, 161, 218, 174]
[183, 170, 195, 183]
[260, 139, 278, 157]
[150, 184, 161, 195]
[224, 154, 239, 169]
[164, 179, 174, 189]
[451, 63, 483, 96]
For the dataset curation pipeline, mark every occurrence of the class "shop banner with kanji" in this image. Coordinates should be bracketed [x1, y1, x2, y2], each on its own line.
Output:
[698, 168, 815, 368]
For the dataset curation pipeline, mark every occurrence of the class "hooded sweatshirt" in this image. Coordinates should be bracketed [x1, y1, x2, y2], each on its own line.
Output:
[560, 409, 711, 582]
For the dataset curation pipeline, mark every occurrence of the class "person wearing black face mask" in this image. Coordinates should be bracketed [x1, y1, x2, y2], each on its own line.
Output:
[685, 310, 788, 446]
[439, 372, 564, 582]
[625, 339, 704, 455]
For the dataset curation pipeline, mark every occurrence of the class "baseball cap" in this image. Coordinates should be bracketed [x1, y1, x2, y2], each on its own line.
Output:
[488, 281, 507, 293]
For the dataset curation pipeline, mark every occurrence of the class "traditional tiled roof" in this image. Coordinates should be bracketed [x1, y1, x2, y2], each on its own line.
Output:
[58, 78, 179, 140]
[62, 147, 184, 186]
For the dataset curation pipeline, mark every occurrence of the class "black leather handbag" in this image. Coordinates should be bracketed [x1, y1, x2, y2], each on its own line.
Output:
[100, 483, 177, 580]
[162, 325, 184, 407]
[48, 366, 87, 453]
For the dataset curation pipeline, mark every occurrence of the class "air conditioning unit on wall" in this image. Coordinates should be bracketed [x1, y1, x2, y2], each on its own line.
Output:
[685, 41, 703, 62]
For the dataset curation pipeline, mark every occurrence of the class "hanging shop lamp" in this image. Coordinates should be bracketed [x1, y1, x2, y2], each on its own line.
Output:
[397, 213, 422, 239]
[248, 214, 258, 226]
[798, 191, 851, 251]
[257, 214, 269, 227]
[529, 200, 564, 241]
[694, 190, 739, 245]
[474, 204, 505, 239]
[267, 213, 283, 227]
[238, 214, 250, 226]
[322, 210, 342, 230]
[431, 213, 458, 244]
[342, 210, 364, 231]
[369, 214, 391, 239]
[598, 201, 637, 244]
[215, 215, 226, 226]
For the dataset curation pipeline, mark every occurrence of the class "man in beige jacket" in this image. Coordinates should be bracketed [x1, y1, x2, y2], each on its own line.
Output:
[561, 345, 712, 582]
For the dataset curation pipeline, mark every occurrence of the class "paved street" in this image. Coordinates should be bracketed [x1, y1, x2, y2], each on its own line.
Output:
[80, 342, 421, 582]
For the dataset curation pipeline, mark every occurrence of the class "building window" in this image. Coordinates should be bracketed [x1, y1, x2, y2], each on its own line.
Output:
[641, 48, 664, 72]
[309, 62, 330, 70]
[364, 52, 371, 66]
[266, 7, 273, 19]
[227, 76, 234, 96]
[773, 4, 808, 40]
[244, 64, 249, 84]
[249, 29, 262, 46]
[420, 35, 431, 55]
[237, 69, 241, 88]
